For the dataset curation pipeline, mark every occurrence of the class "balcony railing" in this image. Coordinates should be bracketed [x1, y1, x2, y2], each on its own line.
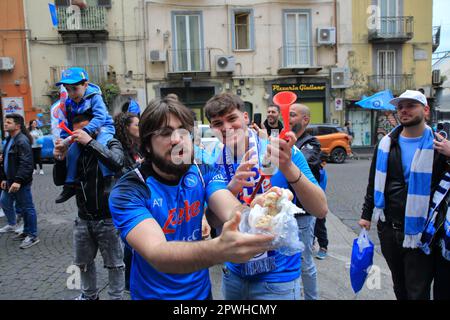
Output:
[279, 46, 312, 69]
[56, 6, 107, 31]
[368, 74, 414, 95]
[168, 49, 211, 74]
[433, 26, 441, 52]
[50, 65, 109, 86]
[368, 16, 414, 42]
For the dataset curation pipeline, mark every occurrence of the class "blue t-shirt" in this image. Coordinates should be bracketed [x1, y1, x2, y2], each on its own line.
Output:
[3, 137, 14, 175]
[213, 135, 319, 283]
[109, 164, 228, 300]
[398, 135, 423, 183]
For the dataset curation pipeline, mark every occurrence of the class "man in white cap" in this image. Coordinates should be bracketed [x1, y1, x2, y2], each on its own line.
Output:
[358, 90, 449, 300]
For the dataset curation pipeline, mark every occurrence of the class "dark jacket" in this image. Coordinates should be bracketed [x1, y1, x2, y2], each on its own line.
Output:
[53, 138, 124, 220]
[293, 131, 323, 216]
[295, 131, 322, 182]
[361, 126, 449, 227]
[119, 145, 141, 177]
[263, 119, 284, 137]
[0, 132, 33, 186]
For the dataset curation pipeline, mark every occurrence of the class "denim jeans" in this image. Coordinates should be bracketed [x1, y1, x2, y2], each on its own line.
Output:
[295, 214, 318, 300]
[314, 217, 328, 249]
[221, 266, 301, 300]
[73, 217, 125, 300]
[66, 129, 114, 184]
[0, 183, 38, 238]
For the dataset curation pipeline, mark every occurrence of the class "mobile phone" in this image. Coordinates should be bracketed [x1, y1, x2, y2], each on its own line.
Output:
[253, 113, 262, 128]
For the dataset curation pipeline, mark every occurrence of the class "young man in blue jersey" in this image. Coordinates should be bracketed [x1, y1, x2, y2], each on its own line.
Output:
[204, 93, 328, 300]
[108, 97, 275, 300]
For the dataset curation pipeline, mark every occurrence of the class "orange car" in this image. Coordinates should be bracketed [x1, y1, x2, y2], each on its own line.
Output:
[306, 124, 353, 163]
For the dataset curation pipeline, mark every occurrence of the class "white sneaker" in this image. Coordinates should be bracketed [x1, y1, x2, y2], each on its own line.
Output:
[33, 170, 37, 175]
[0, 208, 4, 218]
[39, 170, 44, 175]
[14, 224, 24, 234]
[0, 224, 18, 233]
[20, 236, 40, 249]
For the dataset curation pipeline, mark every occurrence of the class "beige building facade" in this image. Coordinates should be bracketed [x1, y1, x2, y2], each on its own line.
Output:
[144, 0, 352, 125]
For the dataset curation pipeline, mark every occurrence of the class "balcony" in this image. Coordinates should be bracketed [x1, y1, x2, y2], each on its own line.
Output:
[56, 6, 108, 43]
[167, 49, 211, 78]
[368, 16, 414, 43]
[277, 46, 322, 75]
[433, 26, 441, 53]
[50, 65, 109, 87]
[368, 74, 414, 95]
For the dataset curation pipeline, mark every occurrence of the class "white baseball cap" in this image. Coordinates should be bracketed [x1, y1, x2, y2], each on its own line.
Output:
[389, 90, 428, 107]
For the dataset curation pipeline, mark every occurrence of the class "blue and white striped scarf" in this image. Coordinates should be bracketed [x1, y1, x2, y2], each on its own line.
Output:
[374, 125, 435, 248]
[420, 172, 450, 261]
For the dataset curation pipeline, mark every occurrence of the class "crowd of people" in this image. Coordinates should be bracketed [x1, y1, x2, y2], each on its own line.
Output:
[0, 67, 449, 300]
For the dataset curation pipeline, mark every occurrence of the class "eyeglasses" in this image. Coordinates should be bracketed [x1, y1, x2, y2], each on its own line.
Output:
[152, 127, 192, 139]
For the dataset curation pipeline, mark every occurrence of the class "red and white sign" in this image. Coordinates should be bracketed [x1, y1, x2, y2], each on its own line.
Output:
[2, 97, 24, 118]
[335, 98, 344, 111]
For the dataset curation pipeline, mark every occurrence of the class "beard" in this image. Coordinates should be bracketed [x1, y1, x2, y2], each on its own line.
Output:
[400, 115, 423, 128]
[151, 148, 193, 179]
[291, 123, 303, 134]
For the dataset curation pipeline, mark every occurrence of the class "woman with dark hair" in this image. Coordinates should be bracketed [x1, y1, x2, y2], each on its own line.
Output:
[28, 120, 44, 175]
[114, 112, 142, 174]
[113, 111, 142, 291]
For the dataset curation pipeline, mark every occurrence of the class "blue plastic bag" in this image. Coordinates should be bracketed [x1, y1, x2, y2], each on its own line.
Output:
[350, 228, 374, 294]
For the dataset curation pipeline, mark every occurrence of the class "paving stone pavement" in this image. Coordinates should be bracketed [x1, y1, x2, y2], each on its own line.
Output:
[0, 161, 394, 300]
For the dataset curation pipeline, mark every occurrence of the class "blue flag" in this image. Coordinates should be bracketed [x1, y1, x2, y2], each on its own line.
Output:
[128, 100, 141, 116]
[48, 3, 58, 28]
[356, 90, 396, 111]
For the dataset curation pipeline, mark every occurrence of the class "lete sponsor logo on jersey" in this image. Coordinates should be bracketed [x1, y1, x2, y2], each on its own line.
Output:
[162, 200, 201, 234]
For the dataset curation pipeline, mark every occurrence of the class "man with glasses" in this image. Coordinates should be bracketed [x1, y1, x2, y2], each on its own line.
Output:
[358, 90, 449, 300]
[53, 67, 115, 204]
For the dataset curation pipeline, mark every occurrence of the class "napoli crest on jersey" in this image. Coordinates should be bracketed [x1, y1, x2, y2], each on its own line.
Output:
[183, 173, 199, 189]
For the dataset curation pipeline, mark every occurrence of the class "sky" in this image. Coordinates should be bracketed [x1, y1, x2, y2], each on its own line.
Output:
[433, 0, 450, 53]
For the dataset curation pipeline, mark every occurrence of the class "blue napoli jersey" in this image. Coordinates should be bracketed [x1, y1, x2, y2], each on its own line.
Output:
[214, 142, 319, 282]
[109, 163, 228, 300]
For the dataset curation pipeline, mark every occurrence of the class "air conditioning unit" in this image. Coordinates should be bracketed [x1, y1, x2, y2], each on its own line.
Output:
[215, 55, 236, 73]
[331, 68, 350, 88]
[149, 50, 166, 62]
[317, 27, 336, 46]
[432, 69, 442, 85]
[0, 57, 15, 71]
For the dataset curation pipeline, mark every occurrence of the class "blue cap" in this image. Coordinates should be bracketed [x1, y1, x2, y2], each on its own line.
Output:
[56, 67, 89, 86]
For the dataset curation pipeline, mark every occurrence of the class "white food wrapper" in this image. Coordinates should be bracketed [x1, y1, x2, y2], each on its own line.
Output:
[239, 189, 305, 256]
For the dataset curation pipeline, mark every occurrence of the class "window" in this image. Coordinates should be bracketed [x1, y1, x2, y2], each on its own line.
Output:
[56, 0, 111, 7]
[379, 0, 399, 34]
[71, 44, 106, 84]
[318, 126, 337, 135]
[232, 10, 254, 51]
[172, 12, 204, 72]
[284, 11, 311, 67]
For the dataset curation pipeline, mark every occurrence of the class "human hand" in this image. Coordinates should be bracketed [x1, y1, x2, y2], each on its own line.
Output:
[227, 148, 258, 196]
[217, 210, 274, 263]
[267, 131, 297, 174]
[434, 132, 450, 157]
[53, 139, 68, 160]
[358, 218, 372, 231]
[1, 181, 7, 190]
[72, 129, 93, 146]
[202, 215, 211, 239]
[8, 182, 21, 193]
